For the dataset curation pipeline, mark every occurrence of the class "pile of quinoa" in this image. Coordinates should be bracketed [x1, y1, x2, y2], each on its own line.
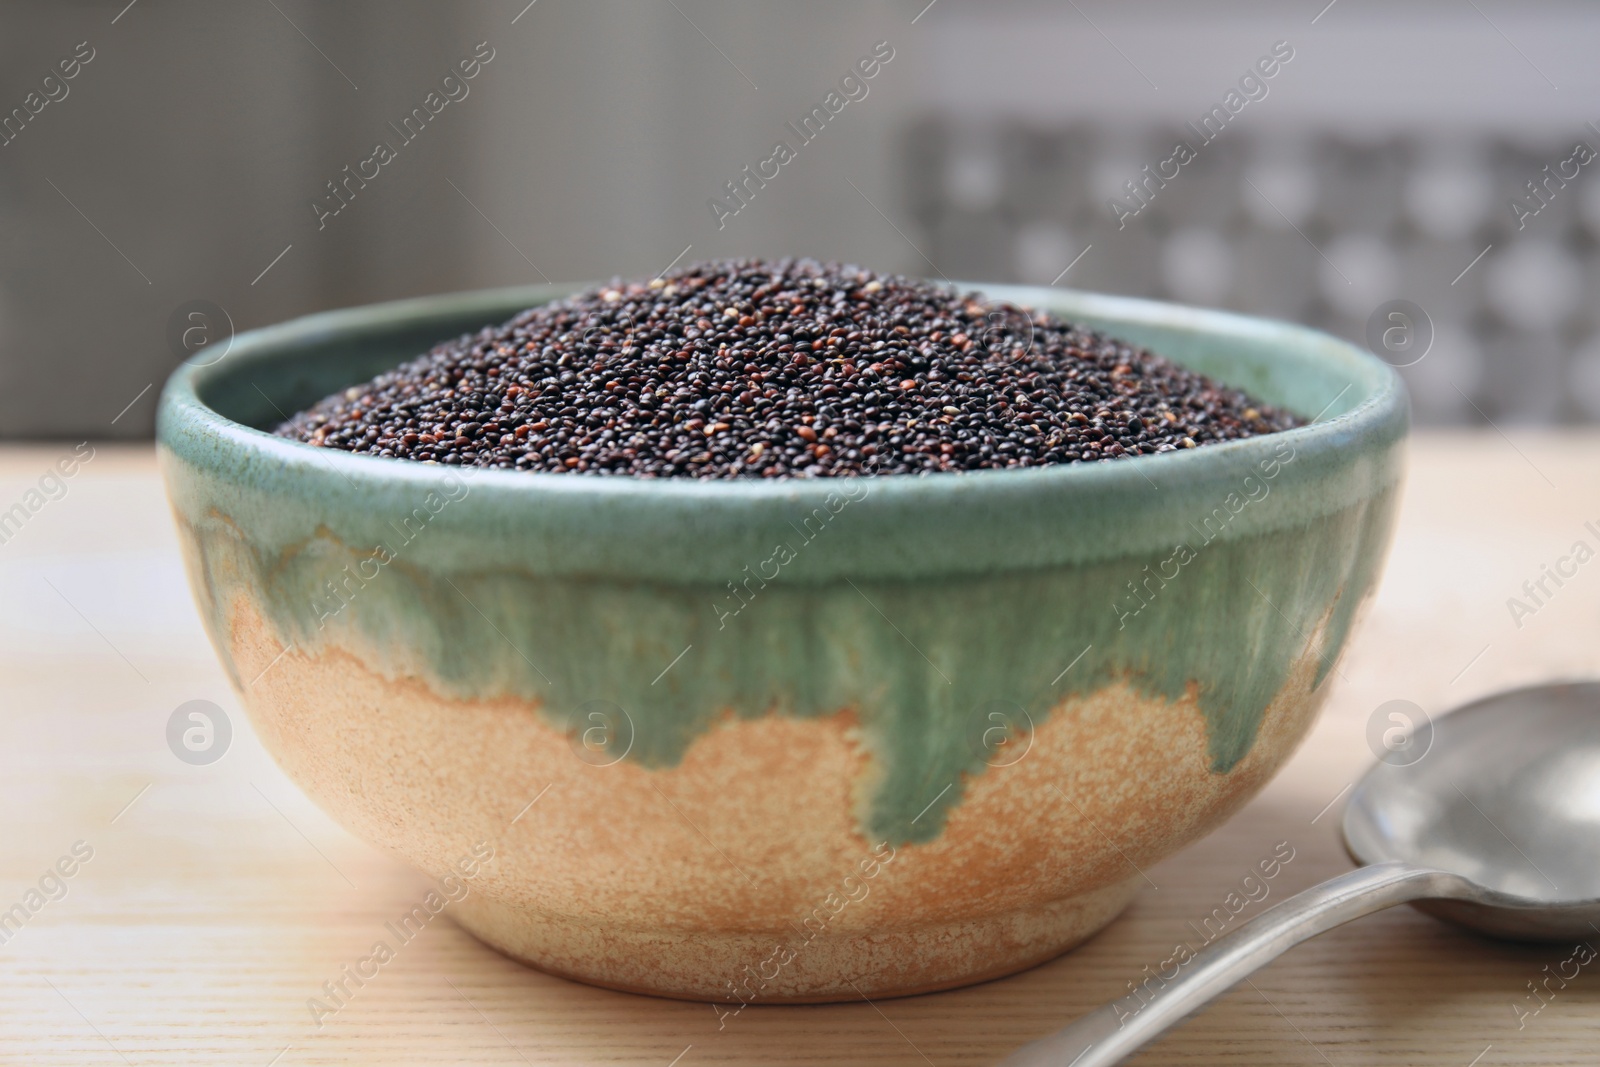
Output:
[273, 259, 1300, 477]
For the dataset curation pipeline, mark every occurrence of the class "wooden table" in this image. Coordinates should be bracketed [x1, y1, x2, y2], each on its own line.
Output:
[3, 434, 1598, 1066]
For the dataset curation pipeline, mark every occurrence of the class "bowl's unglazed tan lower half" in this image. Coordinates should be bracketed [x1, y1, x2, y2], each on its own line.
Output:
[227, 596, 1331, 1004]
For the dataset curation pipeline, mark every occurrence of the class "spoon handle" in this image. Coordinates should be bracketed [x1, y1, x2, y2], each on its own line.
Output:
[998, 861, 1459, 1067]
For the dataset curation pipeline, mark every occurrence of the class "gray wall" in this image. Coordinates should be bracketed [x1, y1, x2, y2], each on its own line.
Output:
[3, 1, 1596, 437]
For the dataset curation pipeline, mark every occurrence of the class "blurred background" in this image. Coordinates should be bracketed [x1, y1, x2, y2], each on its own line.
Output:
[4, 0, 1599, 438]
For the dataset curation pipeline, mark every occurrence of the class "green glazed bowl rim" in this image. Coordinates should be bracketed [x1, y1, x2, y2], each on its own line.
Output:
[158, 281, 1408, 581]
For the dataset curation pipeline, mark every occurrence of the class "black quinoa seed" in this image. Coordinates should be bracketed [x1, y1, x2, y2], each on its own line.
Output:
[273, 259, 1301, 478]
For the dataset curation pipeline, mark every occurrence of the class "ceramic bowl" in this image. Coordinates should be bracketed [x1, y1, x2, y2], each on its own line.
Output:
[157, 282, 1407, 1003]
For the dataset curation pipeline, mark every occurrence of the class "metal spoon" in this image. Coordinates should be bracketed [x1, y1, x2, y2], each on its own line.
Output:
[1000, 681, 1600, 1067]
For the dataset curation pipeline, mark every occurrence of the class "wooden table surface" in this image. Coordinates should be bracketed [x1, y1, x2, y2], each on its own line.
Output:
[3, 433, 1598, 1066]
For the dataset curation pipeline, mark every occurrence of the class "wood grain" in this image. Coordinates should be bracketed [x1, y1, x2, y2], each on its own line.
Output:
[1, 434, 1597, 1066]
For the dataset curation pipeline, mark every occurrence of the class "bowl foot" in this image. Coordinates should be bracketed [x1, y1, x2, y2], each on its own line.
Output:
[450, 875, 1141, 1003]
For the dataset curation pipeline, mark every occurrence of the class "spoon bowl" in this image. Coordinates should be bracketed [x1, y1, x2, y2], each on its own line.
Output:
[1345, 680, 1600, 939]
[1002, 680, 1600, 1067]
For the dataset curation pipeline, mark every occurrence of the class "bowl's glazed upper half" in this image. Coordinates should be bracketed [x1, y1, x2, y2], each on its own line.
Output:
[157, 281, 1407, 846]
